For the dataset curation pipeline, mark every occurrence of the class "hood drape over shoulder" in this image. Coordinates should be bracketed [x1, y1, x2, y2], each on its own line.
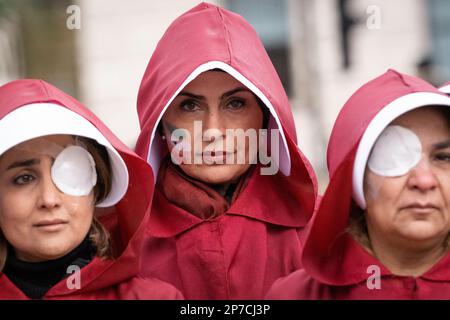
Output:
[266, 69, 450, 300]
[0, 79, 182, 300]
[136, 3, 317, 299]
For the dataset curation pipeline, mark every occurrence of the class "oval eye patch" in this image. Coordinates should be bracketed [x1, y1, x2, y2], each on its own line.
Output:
[51, 145, 97, 196]
[368, 125, 422, 177]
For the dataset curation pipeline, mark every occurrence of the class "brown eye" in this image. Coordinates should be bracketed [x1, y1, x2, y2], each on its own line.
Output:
[434, 152, 450, 163]
[14, 174, 36, 185]
[227, 99, 245, 110]
[180, 99, 200, 112]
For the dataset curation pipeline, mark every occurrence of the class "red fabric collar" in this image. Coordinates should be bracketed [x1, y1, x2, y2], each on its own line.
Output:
[305, 233, 450, 286]
[156, 158, 249, 220]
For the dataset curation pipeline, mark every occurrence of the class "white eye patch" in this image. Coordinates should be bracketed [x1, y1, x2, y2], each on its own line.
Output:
[368, 125, 422, 177]
[51, 145, 97, 196]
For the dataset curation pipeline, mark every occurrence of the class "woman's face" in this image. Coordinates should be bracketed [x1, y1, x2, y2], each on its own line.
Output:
[364, 108, 450, 248]
[161, 71, 264, 185]
[0, 135, 95, 262]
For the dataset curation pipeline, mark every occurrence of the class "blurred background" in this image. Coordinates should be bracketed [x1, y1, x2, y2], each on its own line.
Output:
[1, 0, 449, 192]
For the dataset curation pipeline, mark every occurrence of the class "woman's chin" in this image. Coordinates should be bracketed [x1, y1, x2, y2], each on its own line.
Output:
[25, 240, 75, 262]
[181, 163, 250, 185]
[398, 222, 447, 243]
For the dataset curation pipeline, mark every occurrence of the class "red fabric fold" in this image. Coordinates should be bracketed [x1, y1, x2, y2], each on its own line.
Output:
[156, 158, 251, 220]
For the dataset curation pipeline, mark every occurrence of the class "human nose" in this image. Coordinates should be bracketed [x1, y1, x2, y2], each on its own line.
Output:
[406, 157, 438, 192]
[204, 108, 225, 130]
[37, 173, 62, 210]
[203, 109, 226, 141]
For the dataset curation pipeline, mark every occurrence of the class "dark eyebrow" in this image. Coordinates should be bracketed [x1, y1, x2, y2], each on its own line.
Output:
[178, 91, 205, 100]
[433, 139, 450, 150]
[7, 158, 40, 171]
[220, 87, 250, 99]
[177, 87, 251, 101]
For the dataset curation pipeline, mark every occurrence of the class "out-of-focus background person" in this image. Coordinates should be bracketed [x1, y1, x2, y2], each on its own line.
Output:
[1, 0, 449, 192]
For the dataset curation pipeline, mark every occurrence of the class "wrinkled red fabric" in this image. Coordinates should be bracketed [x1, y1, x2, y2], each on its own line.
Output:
[0, 79, 182, 300]
[266, 69, 450, 299]
[156, 158, 251, 220]
[136, 3, 317, 299]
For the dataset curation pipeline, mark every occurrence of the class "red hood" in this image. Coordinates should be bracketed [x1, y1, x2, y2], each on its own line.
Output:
[0, 79, 154, 295]
[135, 3, 317, 225]
[302, 69, 450, 285]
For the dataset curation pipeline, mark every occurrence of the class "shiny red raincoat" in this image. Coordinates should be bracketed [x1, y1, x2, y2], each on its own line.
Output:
[266, 69, 450, 299]
[0, 79, 182, 299]
[135, 3, 317, 299]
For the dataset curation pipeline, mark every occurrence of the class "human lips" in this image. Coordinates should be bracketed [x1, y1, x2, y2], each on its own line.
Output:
[33, 219, 68, 230]
[204, 151, 234, 156]
[400, 202, 440, 213]
[201, 151, 236, 162]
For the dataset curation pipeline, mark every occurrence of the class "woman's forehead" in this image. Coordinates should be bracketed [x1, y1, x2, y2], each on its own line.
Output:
[390, 108, 450, 139]
[391, 107, 448, 127]
[1, 135, 76, 162]
[14, 135, 74, 149]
